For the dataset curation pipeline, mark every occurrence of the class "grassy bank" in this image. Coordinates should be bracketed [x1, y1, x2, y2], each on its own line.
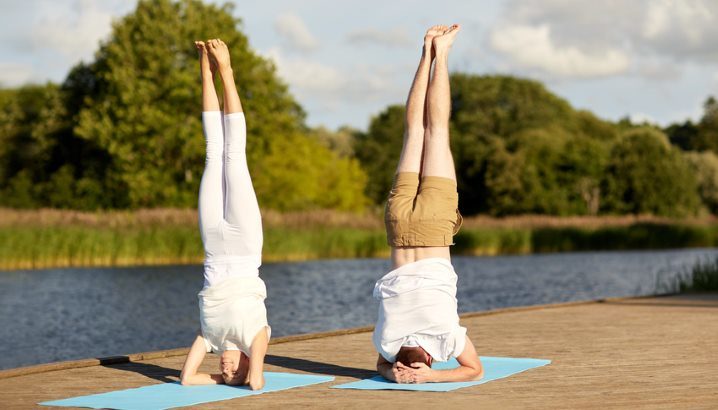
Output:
[0, 208, 716, 270]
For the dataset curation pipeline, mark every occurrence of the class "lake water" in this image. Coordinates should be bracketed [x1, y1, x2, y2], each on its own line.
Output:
[1, 248, 716, 370]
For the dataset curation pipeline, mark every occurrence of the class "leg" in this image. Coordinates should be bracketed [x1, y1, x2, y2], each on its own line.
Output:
[208, 39, 262, 255]
[207, 39, 243, 114]
[196, 41, 224, 243]
[422, 24, 460, 180]
[395, 26, 446, 174]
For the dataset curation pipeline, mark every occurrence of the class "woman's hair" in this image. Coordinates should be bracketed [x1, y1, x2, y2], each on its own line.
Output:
[395, 346, 432, 367]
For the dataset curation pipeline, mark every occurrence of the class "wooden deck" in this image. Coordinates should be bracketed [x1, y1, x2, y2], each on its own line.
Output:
[1, 294, 717, 409]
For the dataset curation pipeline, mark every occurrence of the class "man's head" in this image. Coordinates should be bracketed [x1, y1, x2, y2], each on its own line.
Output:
[395, 345, 432, 368]
[219, 350, 249, 385]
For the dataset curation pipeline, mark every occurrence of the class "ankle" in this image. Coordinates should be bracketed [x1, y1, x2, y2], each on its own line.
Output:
[219, 66, 234, 78]
[434, 49, 450, 60]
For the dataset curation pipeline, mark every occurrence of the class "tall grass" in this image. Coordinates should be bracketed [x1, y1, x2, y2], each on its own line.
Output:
[679, 257, 718, 292]
[1, 208, 717, 270]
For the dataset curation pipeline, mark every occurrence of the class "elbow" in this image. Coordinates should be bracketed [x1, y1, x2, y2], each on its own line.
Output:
[471, 366, 484, 381]
[180, 373, 193, 386]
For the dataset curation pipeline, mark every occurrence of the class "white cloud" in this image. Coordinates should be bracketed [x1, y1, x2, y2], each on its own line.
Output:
[266, 48, 343, 93]
[30, 0, 119, 63]
[264, 48, 398, 102]
[0, 62, 34, 87]
[490, 0, 718, 80]
[274, 13, 319, 52]
[346, 28, 413, 48]
[490, 24, 629, 78]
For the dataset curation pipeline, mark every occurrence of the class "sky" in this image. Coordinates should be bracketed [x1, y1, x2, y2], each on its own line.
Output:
[1, 0, 718, 130]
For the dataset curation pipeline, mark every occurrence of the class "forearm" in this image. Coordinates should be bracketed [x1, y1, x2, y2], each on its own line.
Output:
[431, 365, 483, 383]
[180, 372, 223, 385]
[377, 363, 397, 382]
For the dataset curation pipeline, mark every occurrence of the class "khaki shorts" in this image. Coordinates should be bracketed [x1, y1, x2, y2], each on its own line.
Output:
[384, 172, 463, 247]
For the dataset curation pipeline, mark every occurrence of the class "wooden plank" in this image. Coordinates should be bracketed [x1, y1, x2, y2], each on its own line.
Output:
[1, 293, 716, 409]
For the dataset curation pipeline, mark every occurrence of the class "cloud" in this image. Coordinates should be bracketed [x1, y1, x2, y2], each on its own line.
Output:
[264, 48, 399, 102]
[490, 24, 629, 78]
[29, 0, 121, 63]
[489, 0, 718, 79]
[0, 62, 35, 87]
[346, 27, 413, 48]
[274, 13, 319, 52]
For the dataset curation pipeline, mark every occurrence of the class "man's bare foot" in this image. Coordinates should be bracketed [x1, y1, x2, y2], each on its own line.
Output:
[424, 25, 447, 58]
[206, 38, 232, 74]
[194, 41, 216, 75]
[433, 24, 461, 54]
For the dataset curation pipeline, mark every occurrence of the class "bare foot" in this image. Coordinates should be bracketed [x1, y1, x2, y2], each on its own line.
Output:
[424, 25, 447, 58]
[206, 38, 231, 73]
[194, 41, 216, 75]
[433, 24, 461, 54]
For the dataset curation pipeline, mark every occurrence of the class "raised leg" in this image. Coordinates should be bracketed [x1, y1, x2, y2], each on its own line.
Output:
[395, 26, 446, 174]
[196, 41, 224, 243]
[207, 39, 262, 256]
[422, 24, 460, 181]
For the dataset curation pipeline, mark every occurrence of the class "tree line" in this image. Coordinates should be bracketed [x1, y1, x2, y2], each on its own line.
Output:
[1, 0, 717, 217]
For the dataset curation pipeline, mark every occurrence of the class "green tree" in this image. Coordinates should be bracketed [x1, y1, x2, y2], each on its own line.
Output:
[684, 151, 718, 214]
[696, 96, 718, 154]
[353, 105, 405, 205]
[73, 0, 365, 210]
[354, 74, 618, 216]
[602, 128, 700, 216]
[665, 120, 699, 151]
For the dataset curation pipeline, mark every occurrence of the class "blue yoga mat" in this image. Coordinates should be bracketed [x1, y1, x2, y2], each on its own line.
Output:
[40, 372, 334, 410]
[332, 356, 550, 392]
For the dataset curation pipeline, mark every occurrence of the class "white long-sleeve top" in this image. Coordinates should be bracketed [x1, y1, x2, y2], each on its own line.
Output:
[372, 257, 467, 363]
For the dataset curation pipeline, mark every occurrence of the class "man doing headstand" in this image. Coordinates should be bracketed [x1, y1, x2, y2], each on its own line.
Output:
[373, 24, 484, 384]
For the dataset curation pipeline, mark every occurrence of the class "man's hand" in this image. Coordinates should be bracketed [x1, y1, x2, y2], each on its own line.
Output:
[409, 362, 435, 384]
[392, 362, 415, 384]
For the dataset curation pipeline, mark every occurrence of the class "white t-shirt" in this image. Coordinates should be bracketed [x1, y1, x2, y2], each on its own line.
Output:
[198, 275, 271, 355]
[373, 257, 467, 363]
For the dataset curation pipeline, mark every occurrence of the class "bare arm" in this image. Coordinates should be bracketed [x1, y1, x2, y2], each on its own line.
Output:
[246, 327, 269, 390]
[377, 354, 416, 383]
[376, 354, 397, 382]
[410, 336, 484, 383]
[180, 335, 224, 385]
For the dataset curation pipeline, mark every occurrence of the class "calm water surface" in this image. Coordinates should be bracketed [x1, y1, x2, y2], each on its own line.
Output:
[1, 248, 716, 370]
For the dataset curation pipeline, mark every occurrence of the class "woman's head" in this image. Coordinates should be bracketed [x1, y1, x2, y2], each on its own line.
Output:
[395, 345, 432, 367]
[219, 350, 249, 385]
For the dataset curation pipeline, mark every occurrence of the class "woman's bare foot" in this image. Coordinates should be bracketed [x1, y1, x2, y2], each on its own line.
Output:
[206, 38, 232, 75]
[433, 24, 461, 55]
[424, 25, 447, 58]
[195, 41, 216, 77]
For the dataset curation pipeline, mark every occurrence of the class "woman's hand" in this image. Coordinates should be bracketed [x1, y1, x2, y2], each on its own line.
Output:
[246, 369, 265, 391]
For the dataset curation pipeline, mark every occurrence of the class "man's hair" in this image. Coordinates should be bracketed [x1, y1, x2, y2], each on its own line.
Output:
[395, 346, 432, 367]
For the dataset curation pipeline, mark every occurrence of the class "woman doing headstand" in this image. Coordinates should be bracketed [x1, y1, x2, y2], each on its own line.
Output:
[179, 39, 269, 390]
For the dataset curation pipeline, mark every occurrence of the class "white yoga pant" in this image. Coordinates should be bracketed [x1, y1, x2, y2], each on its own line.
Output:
[199, 111, 263, 287]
